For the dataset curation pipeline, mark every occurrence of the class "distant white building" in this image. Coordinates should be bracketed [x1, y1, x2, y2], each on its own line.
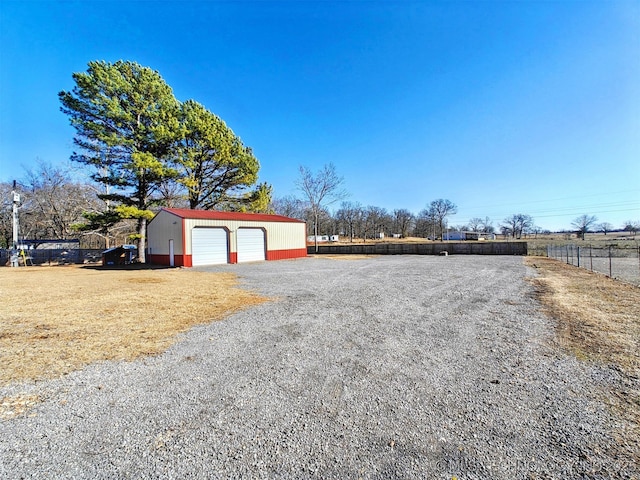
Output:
[307, 235, 329, 243]
[442, 231, 495, 241]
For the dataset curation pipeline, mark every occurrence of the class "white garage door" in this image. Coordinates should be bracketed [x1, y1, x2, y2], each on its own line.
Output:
[192, 228, 228, 266]
[237, 228, 266, 263]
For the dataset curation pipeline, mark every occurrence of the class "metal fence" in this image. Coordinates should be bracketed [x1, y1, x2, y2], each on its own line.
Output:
[0, 249, 104, 266]
[310, 241, 528, 256]
[547, 245, 640, 286]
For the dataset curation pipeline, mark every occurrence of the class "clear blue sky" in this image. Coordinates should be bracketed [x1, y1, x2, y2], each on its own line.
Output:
[1, 0, 638, 232]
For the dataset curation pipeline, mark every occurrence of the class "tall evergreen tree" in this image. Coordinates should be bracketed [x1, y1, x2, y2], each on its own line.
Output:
[59, 60, 181, 262]
[175, 100, 260, 210]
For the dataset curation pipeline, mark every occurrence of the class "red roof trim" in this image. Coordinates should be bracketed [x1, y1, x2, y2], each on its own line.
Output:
[158, 208, 305, 223]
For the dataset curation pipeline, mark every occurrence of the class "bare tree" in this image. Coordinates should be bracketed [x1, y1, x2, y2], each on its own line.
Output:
[428, 199, 457, 240]
[502, 213, 533, 239]
[271, 195, 306, 220]
[598, 222, 613, 235]
[392, 209, 415, 238]
[22, 162, 101, 241]
[468, 216, 494, 234]
[572, 214, 598, 240]
[482, 216, 495, 234]
[623, 220, 640, 238]
[362, 206, 390, 241]
[296, 164, 347, 252]
[336, 201, 363, 242]
[468, 217, 484, 232]
[414, 208, 436, 239]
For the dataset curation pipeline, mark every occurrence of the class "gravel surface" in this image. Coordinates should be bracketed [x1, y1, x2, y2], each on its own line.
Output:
[1, 255, 637, 479]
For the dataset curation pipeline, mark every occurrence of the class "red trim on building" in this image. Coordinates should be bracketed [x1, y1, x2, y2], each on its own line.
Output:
[266, 248, 308, 261]
[150, 250, 305, 266]
[148, 254, 187, 267]
[161, 207, 304, 224]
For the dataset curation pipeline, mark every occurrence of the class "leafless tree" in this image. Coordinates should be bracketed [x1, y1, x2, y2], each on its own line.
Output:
[414, 208, 436, 239]
[572, 214, 598, 240]
[271, 195, 306, 220]
[392, 209, 415, 238]
[623, 220, 640, 237]
[296, 163, 347, 252]
[468, 217, 484, 232]
[598, 222, 613, 235]
[481, 216, 495, 234]
[428, 199, 457, 240]
[467, 216, 494, 234]
[336, 201, 363, 242]
[22, 162, 101, 241]
[502, 213, 534, 239]
[362, 206, 390, 241]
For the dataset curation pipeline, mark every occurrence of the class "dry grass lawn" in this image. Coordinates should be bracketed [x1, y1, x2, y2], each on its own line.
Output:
[0, 265, 267, 387]
[525, 256, 640, 453]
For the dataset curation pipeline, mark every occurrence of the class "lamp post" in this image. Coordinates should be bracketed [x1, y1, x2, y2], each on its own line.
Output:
[11, 180, 20, 267]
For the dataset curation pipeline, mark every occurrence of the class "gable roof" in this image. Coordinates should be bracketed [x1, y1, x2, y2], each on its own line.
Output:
[158, 207, 305, 224]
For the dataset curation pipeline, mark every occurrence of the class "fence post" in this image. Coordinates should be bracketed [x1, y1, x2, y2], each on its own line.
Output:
[577, 246, 580, 268]
[609, 245, 612, 278]
[589, 244, 593, 272]
[570, 245, 574, 265]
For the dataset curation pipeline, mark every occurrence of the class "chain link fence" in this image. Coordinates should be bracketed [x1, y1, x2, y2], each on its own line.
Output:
[547, 244, 640, 286]
[1, 249, 103, 266]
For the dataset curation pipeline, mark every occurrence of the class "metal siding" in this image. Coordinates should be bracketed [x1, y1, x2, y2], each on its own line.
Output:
[266, 222, 307, 250]
[185, 219, 305, 253]
[237, 228, 266, 262]
[148, 210, 184, 255]
[266, 248, 308, 260]
[191, 227, 228, 266]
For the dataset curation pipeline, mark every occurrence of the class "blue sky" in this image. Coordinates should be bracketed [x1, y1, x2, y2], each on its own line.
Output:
[1, 0, 638, 231]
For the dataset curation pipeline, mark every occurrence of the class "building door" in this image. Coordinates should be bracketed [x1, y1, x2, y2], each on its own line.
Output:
[192, 228, 228, 266]
[237, 228, 266, 263]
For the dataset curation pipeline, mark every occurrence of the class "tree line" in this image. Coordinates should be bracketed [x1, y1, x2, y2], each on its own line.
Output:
[2, 60, 638, 253]
[2, 161, 638, 250]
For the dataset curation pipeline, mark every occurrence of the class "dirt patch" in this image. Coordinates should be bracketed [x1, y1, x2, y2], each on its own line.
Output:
[525, 256, 640, 456]
[0, 265, 267, 386]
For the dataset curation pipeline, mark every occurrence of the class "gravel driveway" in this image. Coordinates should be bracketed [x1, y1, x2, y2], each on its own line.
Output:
[0, 255, 636, 478]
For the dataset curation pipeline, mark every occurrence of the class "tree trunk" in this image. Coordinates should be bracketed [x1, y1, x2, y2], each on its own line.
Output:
[314, 213, 319, 253]
[138, 217, 147, 263]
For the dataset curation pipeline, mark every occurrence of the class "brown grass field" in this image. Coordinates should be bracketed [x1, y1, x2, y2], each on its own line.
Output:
[0, 265, 267, 387]
[525, 256, 640, 450]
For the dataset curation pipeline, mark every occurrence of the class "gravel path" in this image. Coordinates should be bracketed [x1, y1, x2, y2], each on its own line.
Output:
[0, 255, 636, 478]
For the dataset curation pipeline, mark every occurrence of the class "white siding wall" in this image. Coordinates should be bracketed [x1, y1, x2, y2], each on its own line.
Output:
[147, 211, 184, 255]
[184, 219, 305, 254]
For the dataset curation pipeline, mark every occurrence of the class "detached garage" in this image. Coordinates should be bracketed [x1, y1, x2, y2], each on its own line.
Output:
[147, 208, 307, 267]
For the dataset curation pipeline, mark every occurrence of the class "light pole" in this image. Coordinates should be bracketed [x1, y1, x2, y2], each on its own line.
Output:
[12, 181, 20, 247]
[11, 180, 20, 267]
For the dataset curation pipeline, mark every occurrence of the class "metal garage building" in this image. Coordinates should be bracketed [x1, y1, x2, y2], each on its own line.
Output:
[147, 208, 307, 267]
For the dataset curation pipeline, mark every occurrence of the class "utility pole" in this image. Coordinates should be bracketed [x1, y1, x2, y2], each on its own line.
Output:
[11, 180, 20, 267]
[12, 180, 20, 247]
